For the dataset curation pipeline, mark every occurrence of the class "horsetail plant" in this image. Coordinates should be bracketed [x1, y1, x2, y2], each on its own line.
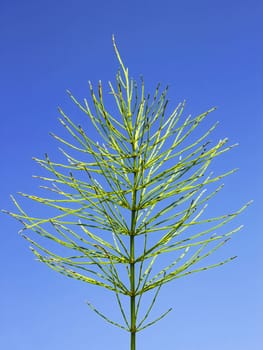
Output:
[5, 37, 251, 350]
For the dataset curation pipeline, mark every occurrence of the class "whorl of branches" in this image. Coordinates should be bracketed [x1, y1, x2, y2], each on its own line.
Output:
[4, 36, 251, 334]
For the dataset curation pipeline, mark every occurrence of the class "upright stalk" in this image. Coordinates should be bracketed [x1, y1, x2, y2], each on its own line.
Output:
[130, 231, 136, 350]
[130, 148, 137, 350]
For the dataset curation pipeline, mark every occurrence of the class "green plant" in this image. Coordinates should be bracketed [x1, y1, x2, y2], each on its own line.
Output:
[5, 37, 251, 350]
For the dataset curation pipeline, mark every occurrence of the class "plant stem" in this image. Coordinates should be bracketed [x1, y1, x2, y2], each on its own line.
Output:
[130, 147, 137, 350]
[130, 233, 136, 350]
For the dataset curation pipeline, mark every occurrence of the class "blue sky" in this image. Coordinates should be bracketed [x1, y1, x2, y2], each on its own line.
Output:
[0, 0, 262, 349]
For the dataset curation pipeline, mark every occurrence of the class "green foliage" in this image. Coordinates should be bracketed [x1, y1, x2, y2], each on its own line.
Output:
[5, 37, 251, 349]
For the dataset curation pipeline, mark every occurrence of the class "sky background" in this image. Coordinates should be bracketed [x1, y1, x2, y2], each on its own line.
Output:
[0, 0, 262, 349]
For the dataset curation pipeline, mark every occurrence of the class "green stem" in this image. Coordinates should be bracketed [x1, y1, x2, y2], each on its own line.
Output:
[130, 233, 136, 350]
[130, 149, 137, 350]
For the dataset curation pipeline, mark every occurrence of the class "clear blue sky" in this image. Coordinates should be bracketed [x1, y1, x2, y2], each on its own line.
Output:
[0, 1, 262, 349]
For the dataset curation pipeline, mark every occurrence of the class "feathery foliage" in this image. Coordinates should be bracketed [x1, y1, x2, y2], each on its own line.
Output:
[5, 37, 251, 350]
